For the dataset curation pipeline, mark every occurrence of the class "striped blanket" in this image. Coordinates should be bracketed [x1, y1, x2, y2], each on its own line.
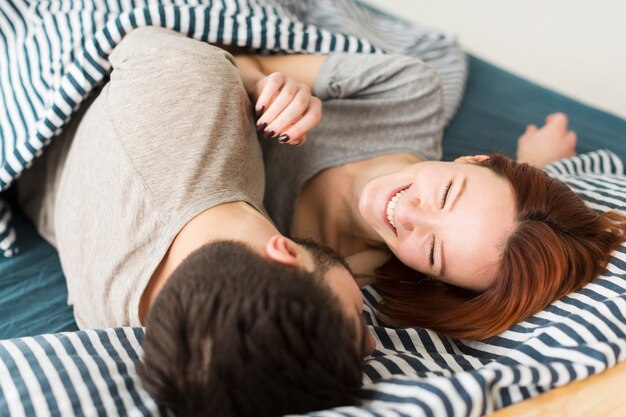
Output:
[1, 150, 626, 416]
[0, 0, 467, 256]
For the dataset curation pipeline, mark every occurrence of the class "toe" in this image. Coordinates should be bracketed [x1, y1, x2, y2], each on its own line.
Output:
[546, 113, 568, 131]
[525, 124, 538, 133]
[566, 131, 577, 148]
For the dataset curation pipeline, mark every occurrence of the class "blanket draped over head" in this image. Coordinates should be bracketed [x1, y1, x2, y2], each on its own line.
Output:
[0, 0, 468, 256]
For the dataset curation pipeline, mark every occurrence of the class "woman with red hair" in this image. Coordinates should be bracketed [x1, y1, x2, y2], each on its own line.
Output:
[372, 153, 626, 339]
[234, 51, 626, 340]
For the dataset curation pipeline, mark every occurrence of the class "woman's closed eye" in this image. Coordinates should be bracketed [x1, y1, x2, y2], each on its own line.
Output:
[430, 180, 453, 267]
[440, 180, 453, 209]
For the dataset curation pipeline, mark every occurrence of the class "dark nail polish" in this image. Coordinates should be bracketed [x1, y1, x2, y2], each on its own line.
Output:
[256, 105, 265, 116]
[277, 134, 290, 143]
[264, 129, 275, 139]
[256, 122, 267, 132]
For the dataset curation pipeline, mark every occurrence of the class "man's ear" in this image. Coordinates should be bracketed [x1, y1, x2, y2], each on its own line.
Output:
[454, 154, 490, 164]
[265, 234, 302, 267]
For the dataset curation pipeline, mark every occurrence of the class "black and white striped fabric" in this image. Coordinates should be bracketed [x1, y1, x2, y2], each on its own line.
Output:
[1, 152, 625, 417]
[0, 0, 467, 257]
[0, 328, 163, 416]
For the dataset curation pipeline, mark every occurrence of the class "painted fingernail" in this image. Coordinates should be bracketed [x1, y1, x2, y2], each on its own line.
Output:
[277, 134, 290, 143]
[256, 122, 267, 132]
[264, 129, 275, 139]
[255, 105, 265, 116]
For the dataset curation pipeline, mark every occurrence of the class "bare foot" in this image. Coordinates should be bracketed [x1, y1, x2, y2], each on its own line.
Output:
[516, 113, 577, 168]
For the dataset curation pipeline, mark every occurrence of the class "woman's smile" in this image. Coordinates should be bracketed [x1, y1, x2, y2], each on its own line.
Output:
[385, 186, 410, 234]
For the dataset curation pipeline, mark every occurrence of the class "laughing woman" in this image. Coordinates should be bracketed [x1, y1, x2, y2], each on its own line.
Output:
[233, 51, 626, 340]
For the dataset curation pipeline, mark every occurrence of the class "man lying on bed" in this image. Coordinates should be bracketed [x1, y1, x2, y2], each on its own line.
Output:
[14, 27, 375, 417]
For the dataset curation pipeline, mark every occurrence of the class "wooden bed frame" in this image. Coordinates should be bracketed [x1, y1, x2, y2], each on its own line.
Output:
[490, 360, 626, 416]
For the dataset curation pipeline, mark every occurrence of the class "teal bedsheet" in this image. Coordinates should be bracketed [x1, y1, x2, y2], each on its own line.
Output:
[0, 204, 77, 338]
[1, 55, 625, 340]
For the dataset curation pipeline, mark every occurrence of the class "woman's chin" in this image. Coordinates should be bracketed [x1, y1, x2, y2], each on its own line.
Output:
[356, 203, 387, 244]
[358, 189, 378, 225]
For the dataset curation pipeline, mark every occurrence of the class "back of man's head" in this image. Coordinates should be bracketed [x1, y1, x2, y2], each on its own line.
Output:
[138, 241, 363, 417]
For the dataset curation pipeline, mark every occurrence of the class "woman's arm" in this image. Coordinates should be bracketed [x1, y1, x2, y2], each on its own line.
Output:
[516, 113, 577, 168]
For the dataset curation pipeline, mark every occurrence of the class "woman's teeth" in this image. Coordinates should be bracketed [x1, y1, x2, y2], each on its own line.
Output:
[387, 188, 408, 229]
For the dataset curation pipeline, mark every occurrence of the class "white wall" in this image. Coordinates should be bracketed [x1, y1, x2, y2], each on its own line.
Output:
[362, 0, 626, 119]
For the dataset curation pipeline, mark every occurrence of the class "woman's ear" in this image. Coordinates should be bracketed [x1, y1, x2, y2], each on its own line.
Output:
[454, 154, 490, 164]
[264, 234, 302, 267]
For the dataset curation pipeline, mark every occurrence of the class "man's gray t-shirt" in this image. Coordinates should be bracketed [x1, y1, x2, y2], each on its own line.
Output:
[262, 53, 446, 234]
[16, 28, 265, 329]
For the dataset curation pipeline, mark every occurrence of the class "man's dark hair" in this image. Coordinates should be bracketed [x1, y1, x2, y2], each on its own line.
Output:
[137, 240, 363, 417]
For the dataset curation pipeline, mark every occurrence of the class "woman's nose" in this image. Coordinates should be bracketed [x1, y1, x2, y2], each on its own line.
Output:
[395, 197, 432, 232]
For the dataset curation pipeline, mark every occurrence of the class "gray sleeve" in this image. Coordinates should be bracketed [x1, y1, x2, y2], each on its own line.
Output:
[314, 52, 439, 100]
[310, 52, 445, 162]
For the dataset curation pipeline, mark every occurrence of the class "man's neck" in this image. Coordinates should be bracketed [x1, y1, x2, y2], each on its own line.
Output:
[138, 202, 277, 323]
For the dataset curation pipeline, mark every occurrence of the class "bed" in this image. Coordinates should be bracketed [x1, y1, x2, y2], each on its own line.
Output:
[1, 1, 626, 416]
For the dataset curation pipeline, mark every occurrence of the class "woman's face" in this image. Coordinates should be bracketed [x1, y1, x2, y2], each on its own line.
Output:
[358, 157, 517, 291]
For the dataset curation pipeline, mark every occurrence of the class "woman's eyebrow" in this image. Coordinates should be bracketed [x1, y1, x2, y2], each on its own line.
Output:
[440, 243, 447, 277]
[440, 177, 466, 276]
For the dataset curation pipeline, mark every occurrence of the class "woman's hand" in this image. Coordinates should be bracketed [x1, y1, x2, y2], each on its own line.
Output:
[253, 72, 322, 145]
[517, 113, 577, 168]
